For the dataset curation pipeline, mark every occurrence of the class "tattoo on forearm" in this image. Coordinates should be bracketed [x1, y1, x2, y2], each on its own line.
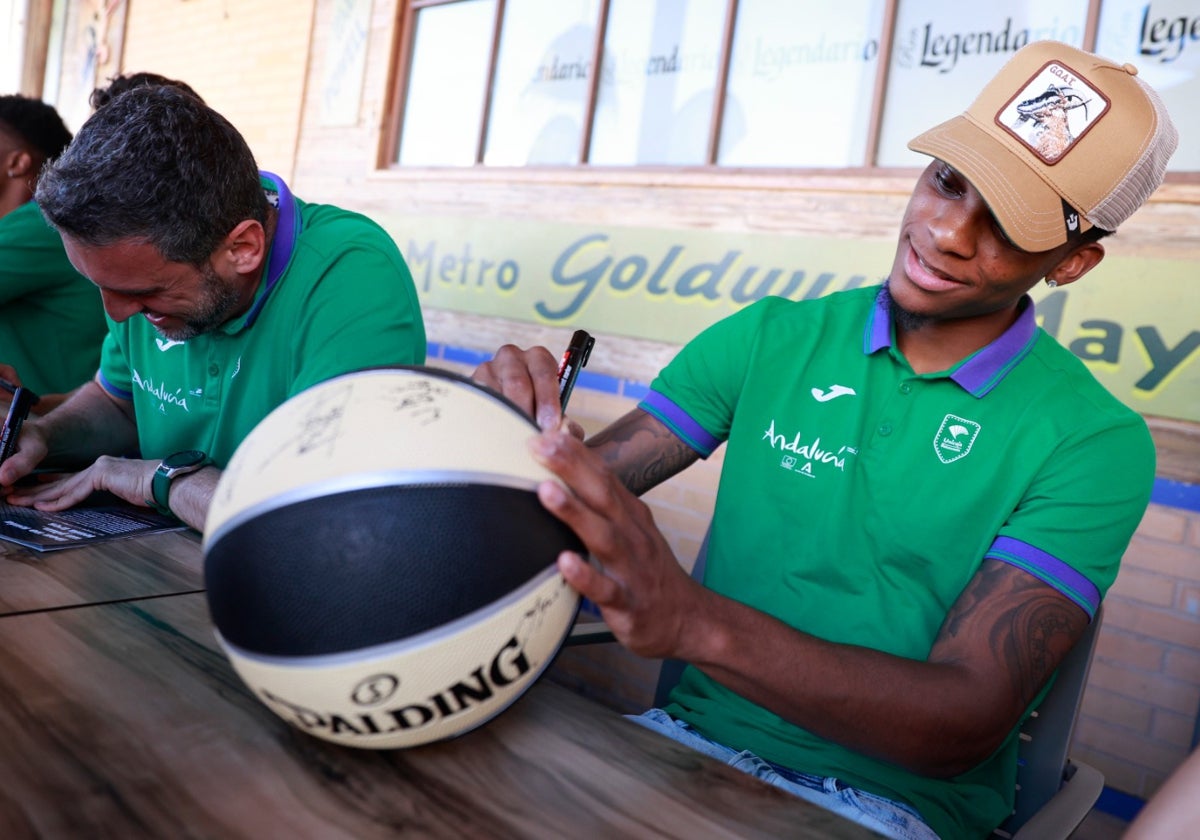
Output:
[589, 413, 697, 495]
[626, 440, 696, 494]
[941, 560, 1086, 709]
[1011, 603, 1075, 697]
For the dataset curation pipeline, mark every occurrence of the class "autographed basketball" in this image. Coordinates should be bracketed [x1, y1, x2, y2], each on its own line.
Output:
[202, 366, 583, 749]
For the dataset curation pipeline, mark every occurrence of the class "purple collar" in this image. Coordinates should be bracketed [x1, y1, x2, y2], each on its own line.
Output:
[864, 291, 1039, 398]
[237, 171, 300, 330]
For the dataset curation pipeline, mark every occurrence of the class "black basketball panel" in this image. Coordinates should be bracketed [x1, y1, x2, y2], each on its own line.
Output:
[204, 484, 585, 657]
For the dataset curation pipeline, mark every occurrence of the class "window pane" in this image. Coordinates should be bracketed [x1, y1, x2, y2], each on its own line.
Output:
[1096, 0, 1198, 171]
[397, 0, 496, 167]
[589, 0, 725, 166]
[484, 0, 601, 166]
[876, 1, 1089, 167]
[717, 0, 886, 168]
[1, 0, 24, 93]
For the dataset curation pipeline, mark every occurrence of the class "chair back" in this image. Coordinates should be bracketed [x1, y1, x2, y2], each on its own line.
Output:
[654, 530, 709, 707]
[994, 603, 1104, 835]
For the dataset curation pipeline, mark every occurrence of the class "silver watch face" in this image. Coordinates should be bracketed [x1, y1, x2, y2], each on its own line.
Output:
[160, 450, 208, 479]
[163, 449, 208, 470]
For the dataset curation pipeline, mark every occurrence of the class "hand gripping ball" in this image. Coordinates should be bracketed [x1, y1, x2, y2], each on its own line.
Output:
[202, 366, 583, 748]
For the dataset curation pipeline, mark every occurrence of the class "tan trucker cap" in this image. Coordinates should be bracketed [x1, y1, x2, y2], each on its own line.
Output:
[908, 40, 1178, 252]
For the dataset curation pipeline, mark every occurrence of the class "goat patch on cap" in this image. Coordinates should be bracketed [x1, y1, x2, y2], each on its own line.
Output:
[998, 61, 1109, 165]
[908, 40, 1178, 253]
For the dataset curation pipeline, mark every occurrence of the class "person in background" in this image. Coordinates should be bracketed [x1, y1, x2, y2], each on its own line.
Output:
[0, 86, 425, 532]
[0, 95, 106, 412]
[1124, 745, 1200, 839]
[472, 41, 1177, 839]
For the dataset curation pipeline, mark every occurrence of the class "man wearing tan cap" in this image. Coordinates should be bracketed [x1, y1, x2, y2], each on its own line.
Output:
[475, 41, 1178, 838]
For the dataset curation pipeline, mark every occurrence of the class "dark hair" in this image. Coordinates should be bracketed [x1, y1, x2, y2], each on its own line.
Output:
[1077, 226, 1113, 245]
[35, 86, 267, 265]
[0, 95, 72, 160]
[89, 72, 205, 110]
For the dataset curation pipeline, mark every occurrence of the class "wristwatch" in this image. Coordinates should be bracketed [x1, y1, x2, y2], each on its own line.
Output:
[148, 449, 211, 516]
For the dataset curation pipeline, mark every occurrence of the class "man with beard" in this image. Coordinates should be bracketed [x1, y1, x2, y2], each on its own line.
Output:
[472, 42, 1177, 838]
[0, 86, 425, 531]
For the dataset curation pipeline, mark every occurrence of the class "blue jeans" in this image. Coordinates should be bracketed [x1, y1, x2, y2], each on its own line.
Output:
[629, 709, 940, 840]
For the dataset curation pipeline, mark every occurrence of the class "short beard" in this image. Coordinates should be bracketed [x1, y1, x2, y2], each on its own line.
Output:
[154, 263, 242, 342]
[878, 281, 932, 333]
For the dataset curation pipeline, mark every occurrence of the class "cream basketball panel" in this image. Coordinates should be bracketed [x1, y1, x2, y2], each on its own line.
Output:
[222, 568, 578, 749]
[205, 367, 553, 540]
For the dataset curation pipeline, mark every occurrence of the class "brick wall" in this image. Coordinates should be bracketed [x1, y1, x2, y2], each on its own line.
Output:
[1074, 504, 1200, 802]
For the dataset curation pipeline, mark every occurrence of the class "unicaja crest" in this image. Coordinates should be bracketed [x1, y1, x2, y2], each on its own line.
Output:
[934, 415, 981, 464]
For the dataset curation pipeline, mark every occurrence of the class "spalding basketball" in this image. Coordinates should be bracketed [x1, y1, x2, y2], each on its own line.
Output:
[202, 366, 584, 749]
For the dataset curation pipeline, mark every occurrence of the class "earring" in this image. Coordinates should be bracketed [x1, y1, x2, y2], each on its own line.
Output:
[1046, 279, 1058, 288]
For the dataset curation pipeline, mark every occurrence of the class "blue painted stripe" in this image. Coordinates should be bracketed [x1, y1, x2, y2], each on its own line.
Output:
[621, 379, 650, 400]
[1095, 785, 1144, 822]
[441, 345, 492, 366]
[578, 369, 619, 395]
[1152, 478, 1200, 513]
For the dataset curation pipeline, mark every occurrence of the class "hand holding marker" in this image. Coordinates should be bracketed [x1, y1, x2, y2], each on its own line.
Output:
[0, 378, 37, 466]
[557, 330, 594, 410]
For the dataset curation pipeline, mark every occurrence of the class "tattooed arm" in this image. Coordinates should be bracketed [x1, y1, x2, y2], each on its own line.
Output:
[585, 409, 700, 495]
[529, 424, 1090, 778]
[681, 558, 1091, 778]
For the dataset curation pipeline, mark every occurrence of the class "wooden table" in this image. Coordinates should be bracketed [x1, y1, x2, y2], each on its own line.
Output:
[0, 537, 877, 839]
[0, 528, 203, 616]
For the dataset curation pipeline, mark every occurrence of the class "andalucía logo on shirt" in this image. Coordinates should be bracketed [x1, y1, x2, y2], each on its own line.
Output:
[762, 419, 856, 478]
[934, 415, 980, 464]
[131, 368, 190, 413]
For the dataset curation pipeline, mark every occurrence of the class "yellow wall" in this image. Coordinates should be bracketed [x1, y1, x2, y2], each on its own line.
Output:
[119, 0, 315, 181]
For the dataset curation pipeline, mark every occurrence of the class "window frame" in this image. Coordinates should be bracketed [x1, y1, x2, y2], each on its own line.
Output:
[381, 0, 1197, 183]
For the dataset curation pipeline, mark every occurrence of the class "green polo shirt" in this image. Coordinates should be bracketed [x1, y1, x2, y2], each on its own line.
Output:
[640, 286, 1154, 839]
[97, 174, 425, 466]
[0, 201, 106, 395]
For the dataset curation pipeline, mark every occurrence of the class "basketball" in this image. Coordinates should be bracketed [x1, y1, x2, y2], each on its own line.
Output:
[202, 366, 584, 749]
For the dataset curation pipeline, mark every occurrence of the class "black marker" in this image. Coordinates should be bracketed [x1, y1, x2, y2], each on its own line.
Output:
[557, 329, 594, 410]
[0, 384, 37, 466]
